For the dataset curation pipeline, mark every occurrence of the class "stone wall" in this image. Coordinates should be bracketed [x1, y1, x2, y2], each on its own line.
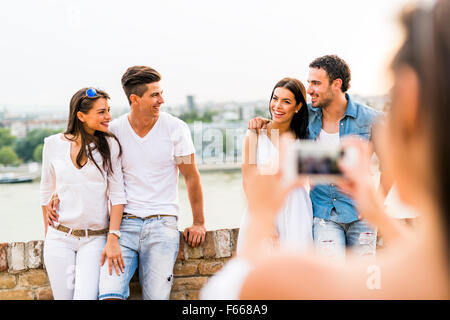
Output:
[0, 229, 239, 300]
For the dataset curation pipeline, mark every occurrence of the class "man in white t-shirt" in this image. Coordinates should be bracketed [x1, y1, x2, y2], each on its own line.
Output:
[94, 66, 206, 300]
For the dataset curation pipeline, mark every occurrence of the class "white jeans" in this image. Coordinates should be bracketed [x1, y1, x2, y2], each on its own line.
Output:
[43, 227, 106, 300]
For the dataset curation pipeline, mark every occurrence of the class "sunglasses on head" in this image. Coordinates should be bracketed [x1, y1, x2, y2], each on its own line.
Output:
[85, 88, 97, 98]
[76, 88, 98, 111]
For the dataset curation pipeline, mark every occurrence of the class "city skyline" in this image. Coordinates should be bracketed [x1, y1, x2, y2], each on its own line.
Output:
[1, 0, 413, 111]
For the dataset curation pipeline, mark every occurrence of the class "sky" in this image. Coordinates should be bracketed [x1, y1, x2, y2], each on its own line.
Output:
[0, 0, 415, 112]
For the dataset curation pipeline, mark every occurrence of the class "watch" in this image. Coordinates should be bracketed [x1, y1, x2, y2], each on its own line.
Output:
[109, 230, 121, 239]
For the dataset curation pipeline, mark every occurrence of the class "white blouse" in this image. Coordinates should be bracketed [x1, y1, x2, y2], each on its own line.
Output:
[40, 133, 127, 230]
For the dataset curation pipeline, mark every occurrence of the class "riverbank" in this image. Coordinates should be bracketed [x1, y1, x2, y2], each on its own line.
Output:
[0, 171, 245, 243]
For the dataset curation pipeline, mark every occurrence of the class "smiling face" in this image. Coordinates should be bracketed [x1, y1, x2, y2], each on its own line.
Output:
[307, 67, 335, 108]
[77, 98, 111, 135]
[131, 82, 164, 117]
[270, 87, 300, 125]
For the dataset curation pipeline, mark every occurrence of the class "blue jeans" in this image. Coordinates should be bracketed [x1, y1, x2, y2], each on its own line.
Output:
[313, 211, 377, 262]
[98, 215, 179, 300]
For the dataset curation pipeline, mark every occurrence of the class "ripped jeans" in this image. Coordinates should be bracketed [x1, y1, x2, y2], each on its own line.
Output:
[98, 215, 179, 300]
[313, 210, 377, 262]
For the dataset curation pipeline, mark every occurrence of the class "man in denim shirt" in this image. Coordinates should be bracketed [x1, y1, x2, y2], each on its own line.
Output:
[248, 55, 382, 261]
[307, 55, 382, 261]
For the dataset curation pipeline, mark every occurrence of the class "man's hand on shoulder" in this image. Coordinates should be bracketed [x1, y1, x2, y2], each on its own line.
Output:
[183, 223, 206, 247]
[248, 117, 270, 132]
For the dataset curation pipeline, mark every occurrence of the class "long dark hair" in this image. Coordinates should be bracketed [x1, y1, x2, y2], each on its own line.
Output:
[269, 77, 309, 139]
[65, 88, 122, 176]
[392, 0, 450, 250]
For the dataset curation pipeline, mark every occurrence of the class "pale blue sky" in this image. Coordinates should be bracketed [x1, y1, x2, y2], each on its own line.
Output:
[0, 0, 415, 111]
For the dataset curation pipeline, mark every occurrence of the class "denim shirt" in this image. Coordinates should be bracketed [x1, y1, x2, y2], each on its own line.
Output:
[308, 93, 382, 223]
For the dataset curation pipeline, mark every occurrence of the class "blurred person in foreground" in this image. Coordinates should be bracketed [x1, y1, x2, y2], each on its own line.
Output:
[201, 0, 450, 299]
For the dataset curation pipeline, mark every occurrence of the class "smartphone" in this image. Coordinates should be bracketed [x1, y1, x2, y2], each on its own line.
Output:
[283, 140, 346, 185]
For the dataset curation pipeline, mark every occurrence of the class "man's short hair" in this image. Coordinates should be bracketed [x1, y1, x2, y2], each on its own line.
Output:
[121, 66, 161, 104]
[309, 55, 351, 92]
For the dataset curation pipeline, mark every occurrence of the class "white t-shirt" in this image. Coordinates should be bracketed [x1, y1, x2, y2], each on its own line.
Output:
[108, 112, 195, 218]
[40, 133, 127, 229]
[317, 129, 340, 147]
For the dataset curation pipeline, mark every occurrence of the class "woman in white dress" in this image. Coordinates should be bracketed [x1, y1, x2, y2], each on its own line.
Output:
[40, 88, 127, 299]
[237, 77, 313, 253]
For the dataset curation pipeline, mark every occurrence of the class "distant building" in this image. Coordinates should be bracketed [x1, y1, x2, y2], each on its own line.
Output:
[2, 119, 66, 138]
[186, 95, 196, 112]
[238, 106, 243, 120]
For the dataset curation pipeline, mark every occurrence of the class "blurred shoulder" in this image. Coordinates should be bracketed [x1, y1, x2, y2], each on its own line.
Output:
[240, 251, 329, 299]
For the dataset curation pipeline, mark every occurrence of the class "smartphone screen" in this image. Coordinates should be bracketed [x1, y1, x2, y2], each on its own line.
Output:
[296, 148, 342, 175]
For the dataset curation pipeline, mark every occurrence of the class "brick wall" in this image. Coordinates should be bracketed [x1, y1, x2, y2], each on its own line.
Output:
[0, 229, 239, 300]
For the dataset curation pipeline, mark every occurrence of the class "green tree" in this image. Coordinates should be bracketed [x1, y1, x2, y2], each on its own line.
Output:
[0, 146, 21, 166]
[0, 128, 16, 148]
[254, 108, 270, 118]
[179, 110, 200, 123]
[14, 128, 61, 163]
[179, 109, 219, 123]
[33, 144, 44, 163]
[202, 110, 219, 122]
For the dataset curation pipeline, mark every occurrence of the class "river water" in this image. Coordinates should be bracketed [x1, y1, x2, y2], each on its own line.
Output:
[0, 171, 245, 243]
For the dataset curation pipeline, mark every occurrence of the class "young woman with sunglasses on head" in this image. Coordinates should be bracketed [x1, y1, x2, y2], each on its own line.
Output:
[40, 88, 127, 300]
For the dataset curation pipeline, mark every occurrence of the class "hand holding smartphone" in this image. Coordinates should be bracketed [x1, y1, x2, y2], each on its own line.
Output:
[283, 139, 359, 185]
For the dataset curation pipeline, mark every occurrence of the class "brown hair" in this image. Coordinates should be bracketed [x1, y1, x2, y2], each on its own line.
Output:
[65, 88, 121, 176]
[392, 0, 450, 249]
[121, 66, 161, 104]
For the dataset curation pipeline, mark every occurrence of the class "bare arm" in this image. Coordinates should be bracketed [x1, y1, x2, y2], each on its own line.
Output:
[101, 203, 125, 276]
[378, 171, 394, 199]
[177, 154, 206, 247]
[239, 247, 435, 299]
[371, 119, 394, 199]
[247, 117, 270, 131]
[101, 137, 127, 275]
